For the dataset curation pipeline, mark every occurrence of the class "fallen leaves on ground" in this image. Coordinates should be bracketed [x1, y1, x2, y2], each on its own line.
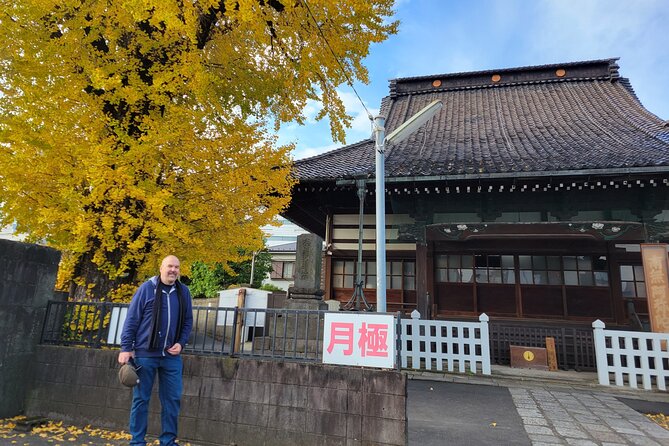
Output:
[0, 416, 197, 445]
[646, 413, 669, 431]
[31, 420, 131, 442]
[0, 416, 22, 438]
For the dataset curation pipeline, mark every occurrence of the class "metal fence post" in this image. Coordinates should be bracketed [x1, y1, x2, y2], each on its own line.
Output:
[39, 301, 52, 343]
[95, 303, 108, 348]
[230, 307, 239, 356]
[396, 312, 402, 371]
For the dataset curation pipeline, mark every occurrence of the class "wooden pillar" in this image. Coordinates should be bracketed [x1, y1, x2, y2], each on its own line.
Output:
[233, 288, 246, 353]
[606, 241, 627, 325]
[641, 243, 669, 333]
[416, 241, 429, 319]
[426, 242, 435, 318]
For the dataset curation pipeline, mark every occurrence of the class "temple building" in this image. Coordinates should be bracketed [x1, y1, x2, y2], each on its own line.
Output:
[284, 59, 669, 358]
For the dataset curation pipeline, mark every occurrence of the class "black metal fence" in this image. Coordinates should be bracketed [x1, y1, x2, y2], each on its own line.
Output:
[489, 321, 596, 371]
[41, 300, 601, 371]
[41, 301, 327, 363]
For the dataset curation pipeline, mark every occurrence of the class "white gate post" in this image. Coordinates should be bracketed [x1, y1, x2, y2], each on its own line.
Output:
[408, 309, 421, 368]
[592, 319, 609, 386]
[479, 313, 491, 375]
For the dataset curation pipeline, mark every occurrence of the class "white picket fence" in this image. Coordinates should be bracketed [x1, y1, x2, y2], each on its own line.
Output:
[399, 312, 491, 375]
[592, 319, 669, 391]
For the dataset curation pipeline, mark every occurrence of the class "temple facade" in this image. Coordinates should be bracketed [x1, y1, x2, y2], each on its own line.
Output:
[285, 59, 669, 333]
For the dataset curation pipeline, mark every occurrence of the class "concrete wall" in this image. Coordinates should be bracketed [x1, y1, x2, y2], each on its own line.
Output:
[26, 346, 407, 446]
[0, 239, 61, 418]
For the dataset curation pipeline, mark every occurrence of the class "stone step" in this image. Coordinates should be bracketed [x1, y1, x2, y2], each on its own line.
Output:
[251, 336, 322, 356]
[13, 416, 49, 432]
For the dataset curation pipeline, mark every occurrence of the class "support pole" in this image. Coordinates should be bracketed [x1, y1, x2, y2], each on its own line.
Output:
[374, 116, 387, 313]
[344, 179, 372, 311]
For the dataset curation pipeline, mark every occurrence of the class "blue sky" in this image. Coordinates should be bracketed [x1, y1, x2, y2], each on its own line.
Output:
[278, 0, 669, 160]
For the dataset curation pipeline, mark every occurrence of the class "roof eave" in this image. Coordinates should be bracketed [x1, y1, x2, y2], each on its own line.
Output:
[301, 165, 669, 185]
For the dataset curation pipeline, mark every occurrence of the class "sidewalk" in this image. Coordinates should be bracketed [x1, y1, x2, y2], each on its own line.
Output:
[406, 365, 669, 446]
[406, 365, 669, 403]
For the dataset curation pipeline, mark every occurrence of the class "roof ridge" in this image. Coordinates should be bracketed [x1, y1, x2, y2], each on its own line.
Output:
[392, 58, 619, 83]
[391, 75, 612, 97]
[389, 58, 620, 98]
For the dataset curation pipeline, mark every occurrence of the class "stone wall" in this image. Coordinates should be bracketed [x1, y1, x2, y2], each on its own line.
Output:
[0, 240, 61, 418]
[26, 346, 407, 446]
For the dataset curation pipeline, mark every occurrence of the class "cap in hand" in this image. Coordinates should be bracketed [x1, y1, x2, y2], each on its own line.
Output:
[119, 362, 140, 387]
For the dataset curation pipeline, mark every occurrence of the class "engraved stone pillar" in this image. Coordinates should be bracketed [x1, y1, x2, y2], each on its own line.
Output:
[286, 234, 327, 310]
[256, 234, 326, 354]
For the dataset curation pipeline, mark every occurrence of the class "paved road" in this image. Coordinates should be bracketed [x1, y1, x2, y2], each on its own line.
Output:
[408, 380, 531, 445]
[407, 379, 669, 446]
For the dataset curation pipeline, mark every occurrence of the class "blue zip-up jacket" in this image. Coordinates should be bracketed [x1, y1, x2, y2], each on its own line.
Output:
[120, 276, 193, 357]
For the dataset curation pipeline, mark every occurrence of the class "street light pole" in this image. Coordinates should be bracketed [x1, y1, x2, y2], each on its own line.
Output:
[374, 116, 387, 312]
[372, 100, 443, 314]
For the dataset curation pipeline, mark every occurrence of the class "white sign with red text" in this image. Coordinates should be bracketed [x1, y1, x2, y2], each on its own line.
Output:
[323, 313, 396, 369]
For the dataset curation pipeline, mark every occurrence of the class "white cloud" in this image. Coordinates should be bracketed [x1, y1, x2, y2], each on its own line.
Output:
[393, 0, 412, 8]
[277, 88, 378, 159]
[294, 143, 340, 160]
[526, 0, 669, 118]
[302, 98, 323, 124]
[530, 0, 665, 57]
[337, 89, 377, 138]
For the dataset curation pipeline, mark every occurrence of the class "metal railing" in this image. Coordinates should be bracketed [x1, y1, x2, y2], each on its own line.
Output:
[41, 301, 123, 348]
[41, 301, 328, 363]
[40, 300, 605, 373]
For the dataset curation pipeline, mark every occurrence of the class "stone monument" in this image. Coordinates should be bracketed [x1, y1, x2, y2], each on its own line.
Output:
[286, 233, 327, 311]
[254, 234, 327, 354]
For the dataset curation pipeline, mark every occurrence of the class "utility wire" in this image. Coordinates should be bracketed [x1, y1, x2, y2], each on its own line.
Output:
[300, 0, 375, 123]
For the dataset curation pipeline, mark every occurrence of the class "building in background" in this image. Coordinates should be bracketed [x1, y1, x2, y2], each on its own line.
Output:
[264, 241, 297, 291]
[284, 59, 669, 332]
[261, 217, 309, 290]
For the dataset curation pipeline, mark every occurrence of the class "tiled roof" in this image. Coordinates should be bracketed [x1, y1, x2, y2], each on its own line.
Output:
[294, 59, 669, 182]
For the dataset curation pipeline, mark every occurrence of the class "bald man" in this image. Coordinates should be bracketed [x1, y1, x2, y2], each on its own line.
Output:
[119, 255, 193, 446]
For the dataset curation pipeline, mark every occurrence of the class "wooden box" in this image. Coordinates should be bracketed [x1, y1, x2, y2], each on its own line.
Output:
[510, 345, 549, 371]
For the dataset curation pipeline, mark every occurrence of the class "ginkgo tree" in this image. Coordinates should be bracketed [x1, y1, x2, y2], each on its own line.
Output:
[0, 0, 397, 300]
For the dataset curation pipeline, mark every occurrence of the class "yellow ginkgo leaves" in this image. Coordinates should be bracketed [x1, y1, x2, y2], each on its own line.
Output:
[0, 0, 397, 300]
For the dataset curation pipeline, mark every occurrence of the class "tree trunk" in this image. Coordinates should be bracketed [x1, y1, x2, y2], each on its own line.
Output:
[69, 251, 138, 301]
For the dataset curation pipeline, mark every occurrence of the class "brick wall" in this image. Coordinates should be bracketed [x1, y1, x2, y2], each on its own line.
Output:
[0, 240, 61, 418]
[26, 346, 407, 446]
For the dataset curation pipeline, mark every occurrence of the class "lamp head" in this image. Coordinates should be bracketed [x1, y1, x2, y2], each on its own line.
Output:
[385, 100, 443, 145]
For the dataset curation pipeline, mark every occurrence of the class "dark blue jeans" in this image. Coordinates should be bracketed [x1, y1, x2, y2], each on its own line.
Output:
[129, 355, 183, 446]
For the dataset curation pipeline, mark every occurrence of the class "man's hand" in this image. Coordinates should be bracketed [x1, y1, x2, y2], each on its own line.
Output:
[118, 351, 134, 364]
[166, 343, 182, 355]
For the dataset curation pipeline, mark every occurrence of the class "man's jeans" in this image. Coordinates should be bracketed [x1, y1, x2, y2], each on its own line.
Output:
[129, 355, 183, 446]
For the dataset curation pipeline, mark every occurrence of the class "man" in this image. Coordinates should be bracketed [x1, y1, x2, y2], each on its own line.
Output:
[119, 255, 193, 446]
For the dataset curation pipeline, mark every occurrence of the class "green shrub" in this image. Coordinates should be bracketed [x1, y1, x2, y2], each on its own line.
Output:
[259, 283, 284, 292]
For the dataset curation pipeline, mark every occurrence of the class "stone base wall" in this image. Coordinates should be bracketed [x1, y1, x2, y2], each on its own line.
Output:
[0, 240, 61, 418]
[26, 346, 407, 446]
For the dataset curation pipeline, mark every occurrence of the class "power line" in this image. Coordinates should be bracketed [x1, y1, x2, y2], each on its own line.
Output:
[300, 0, 375, 123]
